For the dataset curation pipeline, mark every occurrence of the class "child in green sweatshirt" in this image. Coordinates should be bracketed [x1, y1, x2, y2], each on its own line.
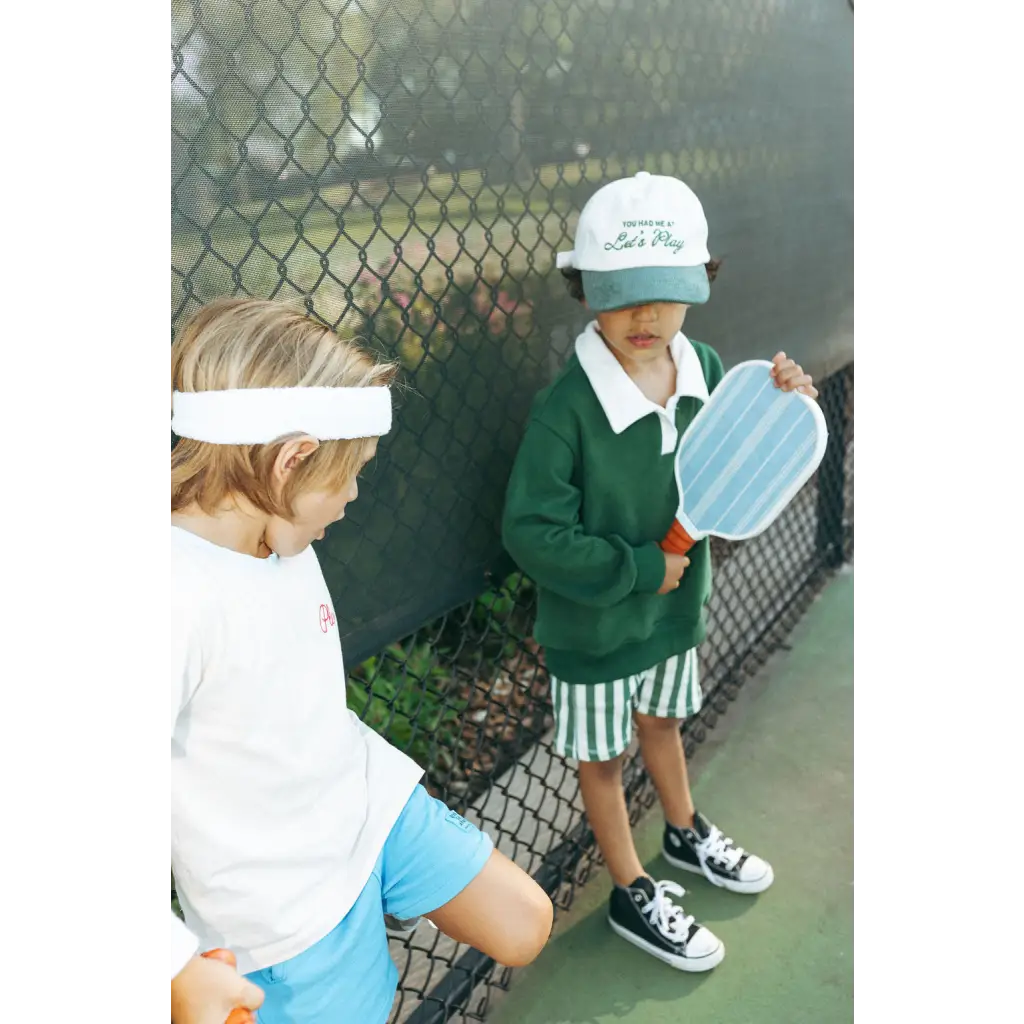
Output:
[502, 172, 817, 972]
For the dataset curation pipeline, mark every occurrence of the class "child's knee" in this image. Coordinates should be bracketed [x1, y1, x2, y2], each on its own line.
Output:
[634, 712, 681, 735]
[433, 850, 553, 968]
[498, 882, 553, 967]
[578, 752, 624, 781]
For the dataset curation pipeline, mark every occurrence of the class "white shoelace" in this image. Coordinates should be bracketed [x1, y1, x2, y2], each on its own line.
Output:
[694, 824, 745, 887]
[641, 880, 695, 942]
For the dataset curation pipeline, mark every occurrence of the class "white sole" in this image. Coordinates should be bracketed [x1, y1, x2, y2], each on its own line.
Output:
[662, 851, 775, 894]
[608, 916, 725, 972]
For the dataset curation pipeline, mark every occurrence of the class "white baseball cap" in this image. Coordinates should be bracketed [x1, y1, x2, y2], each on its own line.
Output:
[556, 171, 712, 310]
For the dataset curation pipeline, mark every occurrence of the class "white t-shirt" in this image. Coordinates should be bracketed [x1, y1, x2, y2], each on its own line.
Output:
[170, 912, 199, 979]
[171, 526, 423, 975]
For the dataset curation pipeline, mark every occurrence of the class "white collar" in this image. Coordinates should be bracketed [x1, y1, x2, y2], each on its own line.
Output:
[575, 321, 710, 437]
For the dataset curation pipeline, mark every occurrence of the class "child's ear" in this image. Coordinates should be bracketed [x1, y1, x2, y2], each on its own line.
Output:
[273, 436, 320, 483]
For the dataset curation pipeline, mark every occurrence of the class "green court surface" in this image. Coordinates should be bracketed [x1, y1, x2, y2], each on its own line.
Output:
[490, 569, 854, 1024]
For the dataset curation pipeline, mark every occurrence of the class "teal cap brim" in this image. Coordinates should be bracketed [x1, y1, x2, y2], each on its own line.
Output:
[581, 265, 710, 311]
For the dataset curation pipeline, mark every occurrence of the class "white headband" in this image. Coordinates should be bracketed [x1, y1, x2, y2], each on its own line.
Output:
[171, 386, 392, 444]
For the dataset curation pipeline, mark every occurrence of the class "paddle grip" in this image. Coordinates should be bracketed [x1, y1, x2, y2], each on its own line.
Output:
[200, 950, 257, 1024]
[660, 519, 697, 557]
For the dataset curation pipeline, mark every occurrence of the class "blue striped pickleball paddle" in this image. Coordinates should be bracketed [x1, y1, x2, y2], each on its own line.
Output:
[661, 360, 829, 555]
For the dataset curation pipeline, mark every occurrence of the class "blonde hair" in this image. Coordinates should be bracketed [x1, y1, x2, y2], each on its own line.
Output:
[171, 297, 396, 518]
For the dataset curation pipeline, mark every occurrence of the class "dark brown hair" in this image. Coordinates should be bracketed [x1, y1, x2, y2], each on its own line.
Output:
[560, 258, 722, 304]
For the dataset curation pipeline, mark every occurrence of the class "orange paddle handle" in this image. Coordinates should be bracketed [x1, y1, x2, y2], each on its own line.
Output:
[201, 950, 257, 1024]
[660, 519, 697, 557]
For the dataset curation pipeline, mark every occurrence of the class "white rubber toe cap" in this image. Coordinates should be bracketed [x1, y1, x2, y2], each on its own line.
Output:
[738, 854, 774, 890]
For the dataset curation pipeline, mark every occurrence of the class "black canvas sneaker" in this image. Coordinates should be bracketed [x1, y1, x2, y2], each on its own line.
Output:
[608, 876, 724, 971]
[663, 810, 774, 894]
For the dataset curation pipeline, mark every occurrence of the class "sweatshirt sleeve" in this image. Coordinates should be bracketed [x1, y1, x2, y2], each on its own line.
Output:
[502, 420, 666, 606]
[171, 912, 199, 979]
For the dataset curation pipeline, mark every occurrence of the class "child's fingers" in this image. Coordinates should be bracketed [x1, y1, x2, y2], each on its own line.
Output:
[797, 383, 819, 399]
[774, 362, 806, 386]
[779, 371, 814, 392]
[778, 371, 810, 390]
[202, 948, 238, 968]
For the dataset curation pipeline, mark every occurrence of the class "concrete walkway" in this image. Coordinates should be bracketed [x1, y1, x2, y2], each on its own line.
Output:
[490, 569, 854, 1024]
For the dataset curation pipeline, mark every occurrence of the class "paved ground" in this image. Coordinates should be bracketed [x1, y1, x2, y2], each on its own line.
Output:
[489, 569, 854, 1024]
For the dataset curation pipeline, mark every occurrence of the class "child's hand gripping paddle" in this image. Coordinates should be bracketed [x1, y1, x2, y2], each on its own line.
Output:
[661, 360, 828, 556]
[200, 949, 257, 1024]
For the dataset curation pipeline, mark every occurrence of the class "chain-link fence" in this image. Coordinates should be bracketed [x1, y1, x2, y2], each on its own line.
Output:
[370, 365, 853, 1024]
[172, 0, 853, 1019]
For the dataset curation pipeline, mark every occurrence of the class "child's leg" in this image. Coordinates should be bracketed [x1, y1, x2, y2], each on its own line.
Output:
[549, 674, 723, 971]
[252, 789, 552, 1024]
[549, 674, 649, 885]
[633, 648, 703, 829]
[634, 650, 774, 894]
[381, 787, 552, 969]
[426, 848, 553, 966]
[634, 712, 694, 830]
[577, 756, 646, 885]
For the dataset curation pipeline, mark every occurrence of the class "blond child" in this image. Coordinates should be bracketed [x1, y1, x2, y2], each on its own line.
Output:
[170, 298, 552, 1023]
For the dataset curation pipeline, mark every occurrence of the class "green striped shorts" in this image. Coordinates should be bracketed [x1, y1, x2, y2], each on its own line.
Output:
[550, 650, 702, 762]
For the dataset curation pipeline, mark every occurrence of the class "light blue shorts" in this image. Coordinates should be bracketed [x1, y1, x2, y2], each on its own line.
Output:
[246, 784, 493, 1024]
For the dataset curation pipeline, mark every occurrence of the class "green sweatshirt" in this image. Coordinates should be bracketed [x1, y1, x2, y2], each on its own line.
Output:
[501, 324, 725, 684]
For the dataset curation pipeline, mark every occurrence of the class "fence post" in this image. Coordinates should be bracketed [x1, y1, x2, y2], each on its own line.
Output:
[816, 366, 849, 569]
